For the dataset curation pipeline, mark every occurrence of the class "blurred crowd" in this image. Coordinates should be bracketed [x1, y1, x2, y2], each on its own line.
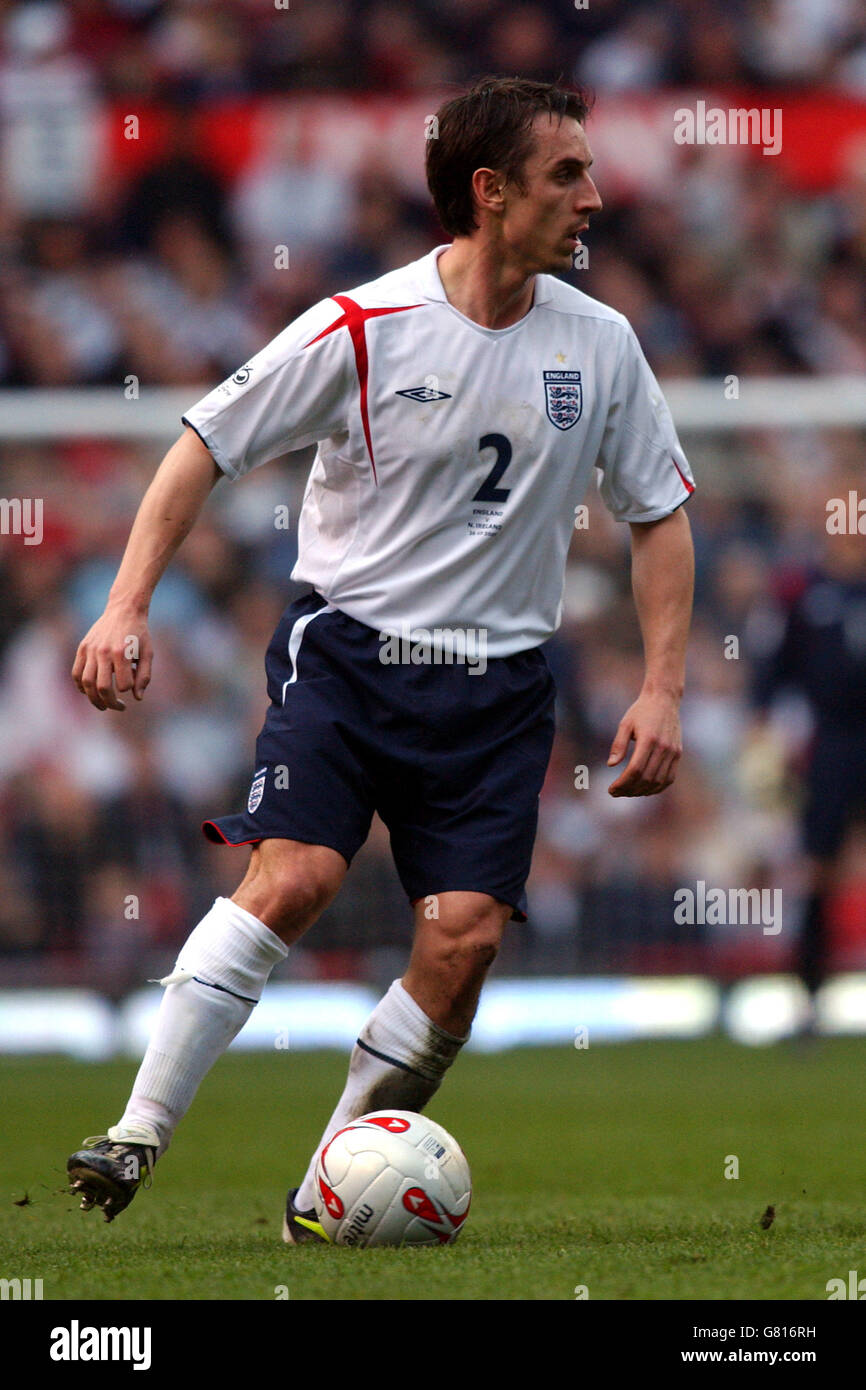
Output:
[3, 0, 866, 100]
[1, 0, 866, 989]
[2, 0, 866, 387]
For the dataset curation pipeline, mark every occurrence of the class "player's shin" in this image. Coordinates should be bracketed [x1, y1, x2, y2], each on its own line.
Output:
[115, 896, 287, 1155]
[294, 978, 468, 1213]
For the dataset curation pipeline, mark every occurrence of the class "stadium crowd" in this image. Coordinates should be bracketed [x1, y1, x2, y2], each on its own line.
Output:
[1, 0, 866, 989]
[3, 0, 866, 103]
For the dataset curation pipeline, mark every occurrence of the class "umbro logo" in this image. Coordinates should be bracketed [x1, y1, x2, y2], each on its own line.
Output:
[218, 363, 254, 396]
[395, 386, 452, 402]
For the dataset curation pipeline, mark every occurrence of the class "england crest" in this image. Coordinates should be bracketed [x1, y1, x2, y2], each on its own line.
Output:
[544, 370, 582, 430]
[248, 768, 267, 814]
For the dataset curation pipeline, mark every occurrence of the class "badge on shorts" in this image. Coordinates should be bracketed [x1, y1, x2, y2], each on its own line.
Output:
[543, 370, 582, 430]
[248, 768, 267, 814]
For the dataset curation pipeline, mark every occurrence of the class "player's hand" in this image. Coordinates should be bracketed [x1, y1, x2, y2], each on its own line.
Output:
[606, 689, 682, 797]
[71, 605, 153, 712]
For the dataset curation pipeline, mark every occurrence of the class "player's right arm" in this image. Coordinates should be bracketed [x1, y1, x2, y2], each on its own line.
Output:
[74, 294, 353, 710]
[72, 426, 222, 711]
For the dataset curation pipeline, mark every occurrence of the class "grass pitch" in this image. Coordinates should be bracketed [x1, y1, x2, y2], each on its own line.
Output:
[1, 1037, 864, 1301]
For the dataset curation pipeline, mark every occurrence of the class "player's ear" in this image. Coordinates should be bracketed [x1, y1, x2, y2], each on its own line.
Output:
[472, 167, 506, 216]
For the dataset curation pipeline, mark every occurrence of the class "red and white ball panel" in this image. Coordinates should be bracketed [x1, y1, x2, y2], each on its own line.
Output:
[313, 1110, 472, 1247]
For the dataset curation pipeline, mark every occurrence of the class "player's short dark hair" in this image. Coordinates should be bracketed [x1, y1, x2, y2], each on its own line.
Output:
[425, 76, 594, 238]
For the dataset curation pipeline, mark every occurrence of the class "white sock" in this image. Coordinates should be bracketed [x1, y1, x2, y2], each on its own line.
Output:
[116, 897, 287, 1156]
[295, 979, 468, 1212]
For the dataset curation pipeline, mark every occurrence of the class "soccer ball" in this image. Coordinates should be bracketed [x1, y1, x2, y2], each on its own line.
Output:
[313, 1110, 471, 1247]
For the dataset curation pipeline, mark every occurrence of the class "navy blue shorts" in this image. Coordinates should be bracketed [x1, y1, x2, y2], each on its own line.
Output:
[203, 591, 556, 921]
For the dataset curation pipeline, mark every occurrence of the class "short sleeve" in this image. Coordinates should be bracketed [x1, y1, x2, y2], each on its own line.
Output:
[182, 297, 352, 481]
[596, 323, 695, 522]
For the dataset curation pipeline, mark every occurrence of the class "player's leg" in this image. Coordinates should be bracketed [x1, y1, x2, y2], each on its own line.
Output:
[402, 890, 512, 1036]
[288, 890, 510, 1236]
[70, 590, 378, 1218]
[797, 725, 853, 1017]
[798, 855, 834, 1002]
[68, 838, 345, 1220]
[116, 837, 346, 1148]
[286, 642, 556, 1238]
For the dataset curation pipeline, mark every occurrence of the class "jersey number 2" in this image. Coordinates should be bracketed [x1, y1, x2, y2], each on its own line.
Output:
[472, 433, 512, 503]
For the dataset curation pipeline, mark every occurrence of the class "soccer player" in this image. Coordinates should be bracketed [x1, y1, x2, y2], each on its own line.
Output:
[750, 507, 866, 1022]
[67, 77, 695, 1235]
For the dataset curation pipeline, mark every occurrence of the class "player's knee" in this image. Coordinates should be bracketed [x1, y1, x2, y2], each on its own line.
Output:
[429, 900, 508, 972]
[234, 841, 343, 937]
[455, 934, 500, 976]
[235, 878, 332, 938]
[274, 878, 334, 934]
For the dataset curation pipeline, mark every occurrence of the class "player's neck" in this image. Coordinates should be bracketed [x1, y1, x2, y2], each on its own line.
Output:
[436, 240, 536, 330]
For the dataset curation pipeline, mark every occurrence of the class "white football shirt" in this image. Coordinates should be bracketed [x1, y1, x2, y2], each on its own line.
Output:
[183, 244, 695, 656]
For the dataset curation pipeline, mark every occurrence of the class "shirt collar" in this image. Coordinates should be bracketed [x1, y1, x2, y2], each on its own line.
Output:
[418, 243, 553, 308]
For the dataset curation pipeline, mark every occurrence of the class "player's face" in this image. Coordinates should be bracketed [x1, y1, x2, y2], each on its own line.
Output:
[501, 115, 603, 274]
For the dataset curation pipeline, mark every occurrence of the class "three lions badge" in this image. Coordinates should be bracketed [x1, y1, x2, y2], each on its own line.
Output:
[544, 370, 582, 430]
[248, 768, 267, 814]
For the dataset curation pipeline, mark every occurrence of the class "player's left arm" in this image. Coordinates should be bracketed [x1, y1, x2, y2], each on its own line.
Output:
[607, 505, 694, 797]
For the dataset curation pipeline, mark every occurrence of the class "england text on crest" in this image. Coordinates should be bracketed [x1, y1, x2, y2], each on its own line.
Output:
[543, 370, 582, 430]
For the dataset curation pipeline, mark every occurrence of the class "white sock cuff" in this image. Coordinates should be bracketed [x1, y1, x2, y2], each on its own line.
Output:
[391, 979, 470, 1046]
[357, 979, 469, 1083]
[175, 897, 287, 1001]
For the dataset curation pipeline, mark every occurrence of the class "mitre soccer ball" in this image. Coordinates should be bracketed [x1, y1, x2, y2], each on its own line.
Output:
[313, 1110, 471, 1247]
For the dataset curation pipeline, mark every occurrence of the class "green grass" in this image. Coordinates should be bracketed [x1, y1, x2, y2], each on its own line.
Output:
[1, 1038, 864, 1300]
